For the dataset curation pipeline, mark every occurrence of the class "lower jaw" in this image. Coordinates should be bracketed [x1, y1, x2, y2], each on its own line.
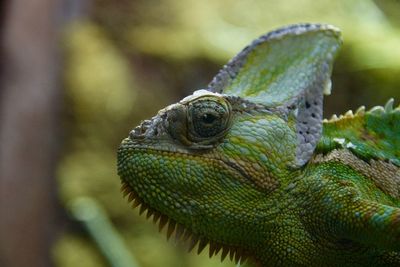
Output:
[119, 179, 255, 265]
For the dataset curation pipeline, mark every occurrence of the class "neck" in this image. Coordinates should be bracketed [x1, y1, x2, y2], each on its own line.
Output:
[187, 185, 293, 265]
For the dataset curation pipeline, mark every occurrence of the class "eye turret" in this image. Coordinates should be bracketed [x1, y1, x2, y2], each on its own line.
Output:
[188, 99, 230, 139]
[166, 96, 232, 149]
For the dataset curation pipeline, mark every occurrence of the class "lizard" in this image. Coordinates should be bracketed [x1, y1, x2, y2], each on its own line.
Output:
[117, 23, 400, 267]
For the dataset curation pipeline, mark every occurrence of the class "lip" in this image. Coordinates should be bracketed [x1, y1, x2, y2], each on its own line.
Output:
[118, 137, 255, 195]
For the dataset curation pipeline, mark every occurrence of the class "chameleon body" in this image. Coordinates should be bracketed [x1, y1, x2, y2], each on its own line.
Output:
[117, 24, 400, 266]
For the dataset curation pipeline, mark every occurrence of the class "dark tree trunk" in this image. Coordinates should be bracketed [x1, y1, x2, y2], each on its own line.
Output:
[0, 0, 63, 266]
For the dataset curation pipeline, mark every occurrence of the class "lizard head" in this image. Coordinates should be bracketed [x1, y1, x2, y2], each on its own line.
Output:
[117, 23, 342, 263]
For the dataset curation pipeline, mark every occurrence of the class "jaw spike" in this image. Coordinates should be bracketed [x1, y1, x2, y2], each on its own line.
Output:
[132, 198, 141, 208]
[188, 236, 199, 252]
[182, 230, 192, 242]
[214, 243, 222, 255]
[153, 211, 161, 223]
[122, 189, 131, 197]
[166, 220, 176, 240]
[146, 209, 154, 219]
[229, 247, 235, 261]
[158, 215, 169, 231]
[240, 254, 248, 263]
[128, 192, 136, 202]
[139, 204, 148, 215]
[234, 249, 242, 264]
[209, 242, 217, 258]
[221, 246, 229, 262]
[120, 182, 130, 192]
[197, 239, 208, 255]
[175, 223, 185, 241]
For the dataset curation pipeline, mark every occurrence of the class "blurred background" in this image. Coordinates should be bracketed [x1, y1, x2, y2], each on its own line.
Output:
[1, 0, 399, 267]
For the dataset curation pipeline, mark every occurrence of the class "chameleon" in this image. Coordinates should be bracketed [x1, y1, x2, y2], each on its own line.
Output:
[117, 23, 400, 266]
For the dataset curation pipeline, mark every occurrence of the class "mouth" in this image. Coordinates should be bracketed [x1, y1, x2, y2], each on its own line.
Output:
[119, 180, 252, 265]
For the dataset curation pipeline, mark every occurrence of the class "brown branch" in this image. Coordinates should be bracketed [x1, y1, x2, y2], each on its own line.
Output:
[0, 0, 63, 266]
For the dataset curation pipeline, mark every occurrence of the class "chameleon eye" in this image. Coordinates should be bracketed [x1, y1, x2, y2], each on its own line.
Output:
[188, 98, 231, 141]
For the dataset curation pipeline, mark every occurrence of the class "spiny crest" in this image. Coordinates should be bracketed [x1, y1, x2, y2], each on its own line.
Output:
[318, 98, 400, 167]
[120, 182, 251, 265]
[323, 98, 399, 123]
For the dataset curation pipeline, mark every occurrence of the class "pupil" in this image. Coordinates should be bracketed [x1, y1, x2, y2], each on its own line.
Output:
[202, 113, 216, 124]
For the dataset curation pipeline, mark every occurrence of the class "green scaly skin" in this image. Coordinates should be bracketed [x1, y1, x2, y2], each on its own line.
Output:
[117, 24, 400, 266]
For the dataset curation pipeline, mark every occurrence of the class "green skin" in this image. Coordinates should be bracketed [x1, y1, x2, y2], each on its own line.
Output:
[117, 24, 400, 266]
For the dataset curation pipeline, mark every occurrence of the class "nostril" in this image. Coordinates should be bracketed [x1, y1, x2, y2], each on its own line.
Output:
[129, 116, 165, 139]
[129, 126, 145, 139]
[129, 119, 155, 139]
